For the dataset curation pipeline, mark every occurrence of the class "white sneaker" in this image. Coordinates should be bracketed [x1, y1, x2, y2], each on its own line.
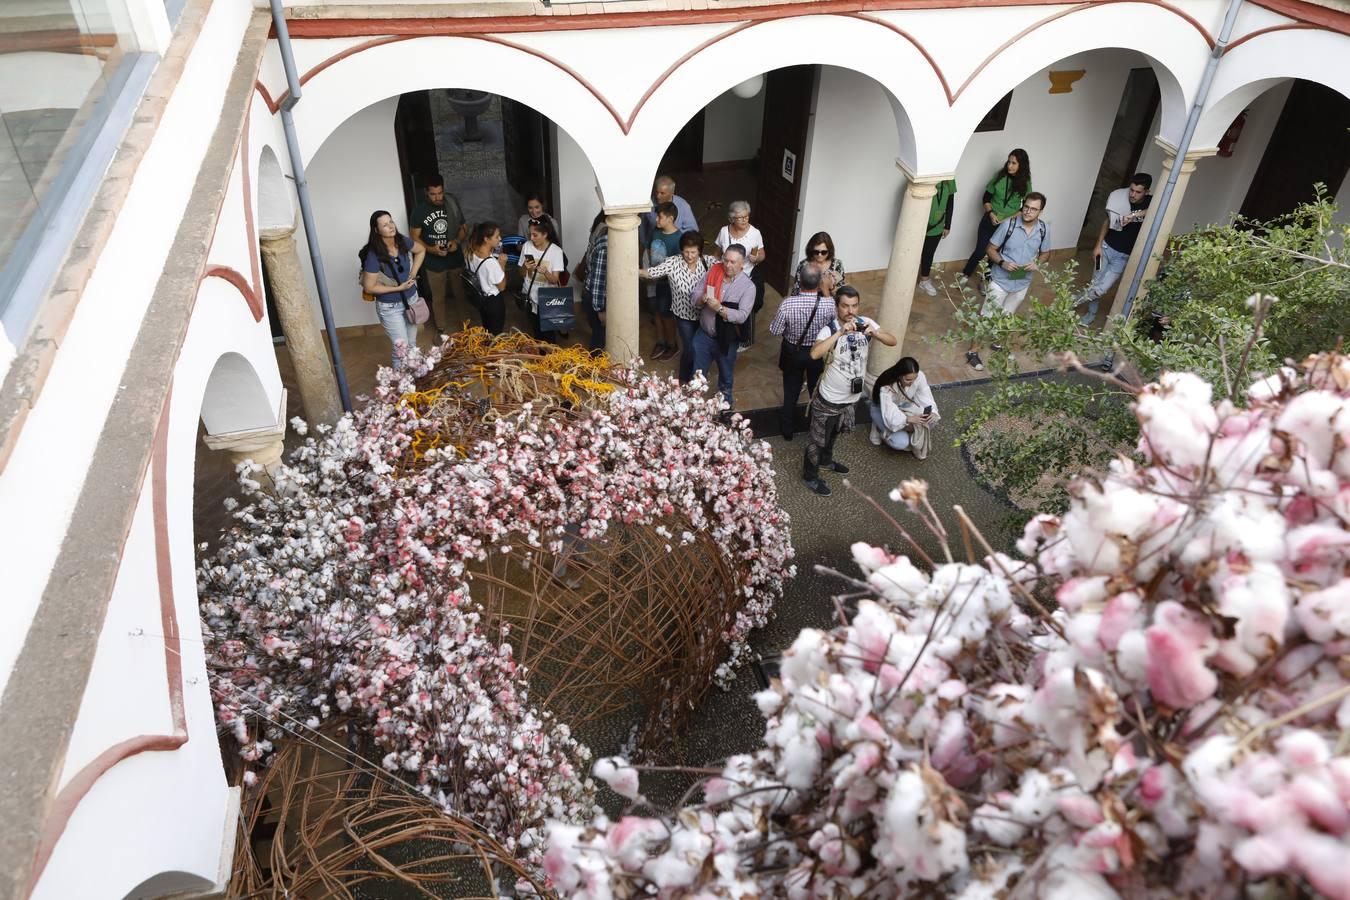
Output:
[918, 278, 937, 297]
[870, 423, 882, 446]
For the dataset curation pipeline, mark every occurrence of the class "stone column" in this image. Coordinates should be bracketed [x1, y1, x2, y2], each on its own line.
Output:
[1108, 140, 1218, 318]
[603, 204, 647, 364]
[869, 164, 948, 377]
[203, 388, 288, 487]
[259, 226, 343, 426]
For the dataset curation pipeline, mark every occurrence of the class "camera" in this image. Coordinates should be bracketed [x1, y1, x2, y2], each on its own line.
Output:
[850, 376, 864, 395]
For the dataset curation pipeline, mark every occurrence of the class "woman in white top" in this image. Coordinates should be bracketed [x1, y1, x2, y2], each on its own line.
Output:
[467, 221, 508, 335]
[715, 200, 767, 345]
[519, 217, 565, 339]
[870, 357, 940, 457]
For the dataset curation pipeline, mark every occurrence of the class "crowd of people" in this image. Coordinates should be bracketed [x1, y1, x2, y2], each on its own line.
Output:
[360, 156, 1153, 495]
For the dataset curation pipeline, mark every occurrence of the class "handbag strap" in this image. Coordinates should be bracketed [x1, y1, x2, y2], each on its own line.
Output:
[524, 243, 552, 296]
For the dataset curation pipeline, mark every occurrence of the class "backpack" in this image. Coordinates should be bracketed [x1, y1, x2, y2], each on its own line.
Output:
[996, 219, 1048, 256]
[461, 255, 490, 309]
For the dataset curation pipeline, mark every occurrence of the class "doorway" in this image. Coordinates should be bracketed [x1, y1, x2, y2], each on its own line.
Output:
[1240, 79, 1350, 223]
[1077, 67, 1161, 249]
[754, 66, 815, 294]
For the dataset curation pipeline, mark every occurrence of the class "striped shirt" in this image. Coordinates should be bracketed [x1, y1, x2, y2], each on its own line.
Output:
[770, 292, 835, 346]
[646, 253, 718, 321]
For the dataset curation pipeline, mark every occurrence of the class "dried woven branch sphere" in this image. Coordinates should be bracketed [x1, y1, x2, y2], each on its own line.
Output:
[404, 330, 772, 754]
[469, 521, 740, 751]
[229, 740, 551, 898]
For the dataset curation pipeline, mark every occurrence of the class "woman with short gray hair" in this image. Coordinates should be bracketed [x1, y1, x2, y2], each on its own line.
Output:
[715, 201, 767, 346]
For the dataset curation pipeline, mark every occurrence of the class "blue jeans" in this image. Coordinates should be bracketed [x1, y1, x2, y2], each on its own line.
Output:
[1080, 243, 1129, 322]
[376, 300, 419, 370]
[869, 402, 912, 450]
[692, 328, 738, 406]
[675, 317, 698, 383]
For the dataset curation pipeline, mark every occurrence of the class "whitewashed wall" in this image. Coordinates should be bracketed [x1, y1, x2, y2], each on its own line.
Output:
[796, 67, 906, 275]
[300, 97, 406, 330]
[796, 52, 1146, 275]
[555, 126, 601, 270]
[703, 87, 765, 164]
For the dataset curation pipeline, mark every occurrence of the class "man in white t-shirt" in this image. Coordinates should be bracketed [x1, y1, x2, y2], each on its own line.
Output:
[802, 285, 898, 496]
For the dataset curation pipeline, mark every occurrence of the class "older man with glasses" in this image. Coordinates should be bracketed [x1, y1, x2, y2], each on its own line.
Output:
[966, 191, 1051, 371]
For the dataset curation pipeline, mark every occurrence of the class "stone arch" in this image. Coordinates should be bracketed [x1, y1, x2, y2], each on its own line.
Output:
[200, 351, 275, 435]
[256, 144, 294, 232]
[942, 3, 1200, 169]
[625, 15, 940, 192]
[1194, 29, 1350, 147]
[287, 35, 618, 198]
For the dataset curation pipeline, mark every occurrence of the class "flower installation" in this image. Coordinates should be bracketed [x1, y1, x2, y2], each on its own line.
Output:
[543, 351, 1350, 898]
[199, 330, 794, 865]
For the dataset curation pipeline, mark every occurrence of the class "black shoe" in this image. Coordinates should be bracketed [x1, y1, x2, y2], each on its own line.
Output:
[781, 431, 794, 442]
[966, 351, 984, 371]
[804, 478, 832, 496]
[825, 461, 849, 474]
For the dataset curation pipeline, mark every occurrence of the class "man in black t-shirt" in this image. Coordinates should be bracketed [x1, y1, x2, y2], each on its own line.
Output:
[410, 175, 468, 330]
[1078, 172, 1153, 325]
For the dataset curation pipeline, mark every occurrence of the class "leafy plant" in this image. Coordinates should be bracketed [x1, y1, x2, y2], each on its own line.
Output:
[941, 193, 1349, 512]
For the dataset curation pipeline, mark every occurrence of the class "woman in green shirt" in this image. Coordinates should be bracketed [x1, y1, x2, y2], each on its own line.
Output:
[961, 148, 1032, 279]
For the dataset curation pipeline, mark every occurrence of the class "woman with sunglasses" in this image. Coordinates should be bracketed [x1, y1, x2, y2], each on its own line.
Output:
[791, 231, 846, 296]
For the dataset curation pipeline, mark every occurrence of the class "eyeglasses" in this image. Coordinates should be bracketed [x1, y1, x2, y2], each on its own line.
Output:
[730, 215, 749, 222]
[810, 248, 830, 256]
[1022, 204, 1042, 212]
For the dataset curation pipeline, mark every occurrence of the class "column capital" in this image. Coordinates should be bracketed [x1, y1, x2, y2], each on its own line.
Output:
[603, 201, 652, 216]
[895, 158, 955, 185]
[1153, 136, 1220, 168]
[202, 389, 288, 455]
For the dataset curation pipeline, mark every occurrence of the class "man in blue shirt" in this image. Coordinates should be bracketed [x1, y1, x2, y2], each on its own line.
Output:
[640, 174, 699, 247]
[966, 191, 1051, 371]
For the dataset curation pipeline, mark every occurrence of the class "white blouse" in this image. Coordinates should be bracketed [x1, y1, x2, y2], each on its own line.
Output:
[646, 254, 718, 321]
[471, 254, 505, 297]
[715, 225, 765, 275]
[519, 242, 565, 312]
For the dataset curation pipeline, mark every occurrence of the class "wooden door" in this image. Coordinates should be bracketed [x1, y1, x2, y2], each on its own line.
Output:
[393, 90, 439, 217]
[1076, 68, 1160, 248]
[502, 98, 552, 200]
[754, 66, 815, 294]
[1241, 79, 1350, 223]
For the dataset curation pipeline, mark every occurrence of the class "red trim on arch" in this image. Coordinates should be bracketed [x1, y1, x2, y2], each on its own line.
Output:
[204, 266, 264, 322]
[622, 21, 758, 134]
[949, 0, 1210, 105]
[29, 389, 189, 893]
[268, 34, 631, 132]
[846, 13, 955, 103]
[254, 80, 278, 114]
[1248, 0, 1350, 36]
[1225, 21, 1323, 51]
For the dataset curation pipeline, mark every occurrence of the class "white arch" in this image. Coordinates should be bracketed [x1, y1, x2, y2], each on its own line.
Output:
[628, 15, 943, 191]
[1194, 29, 1350, 147]
[941, 2, 1203, 171]
[200, 351, 275, 435]
[288, 36, 623, 200]
[257, 144, 294, 232]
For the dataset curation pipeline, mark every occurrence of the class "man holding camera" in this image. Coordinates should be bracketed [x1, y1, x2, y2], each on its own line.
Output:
[802, 285, 897, 497]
